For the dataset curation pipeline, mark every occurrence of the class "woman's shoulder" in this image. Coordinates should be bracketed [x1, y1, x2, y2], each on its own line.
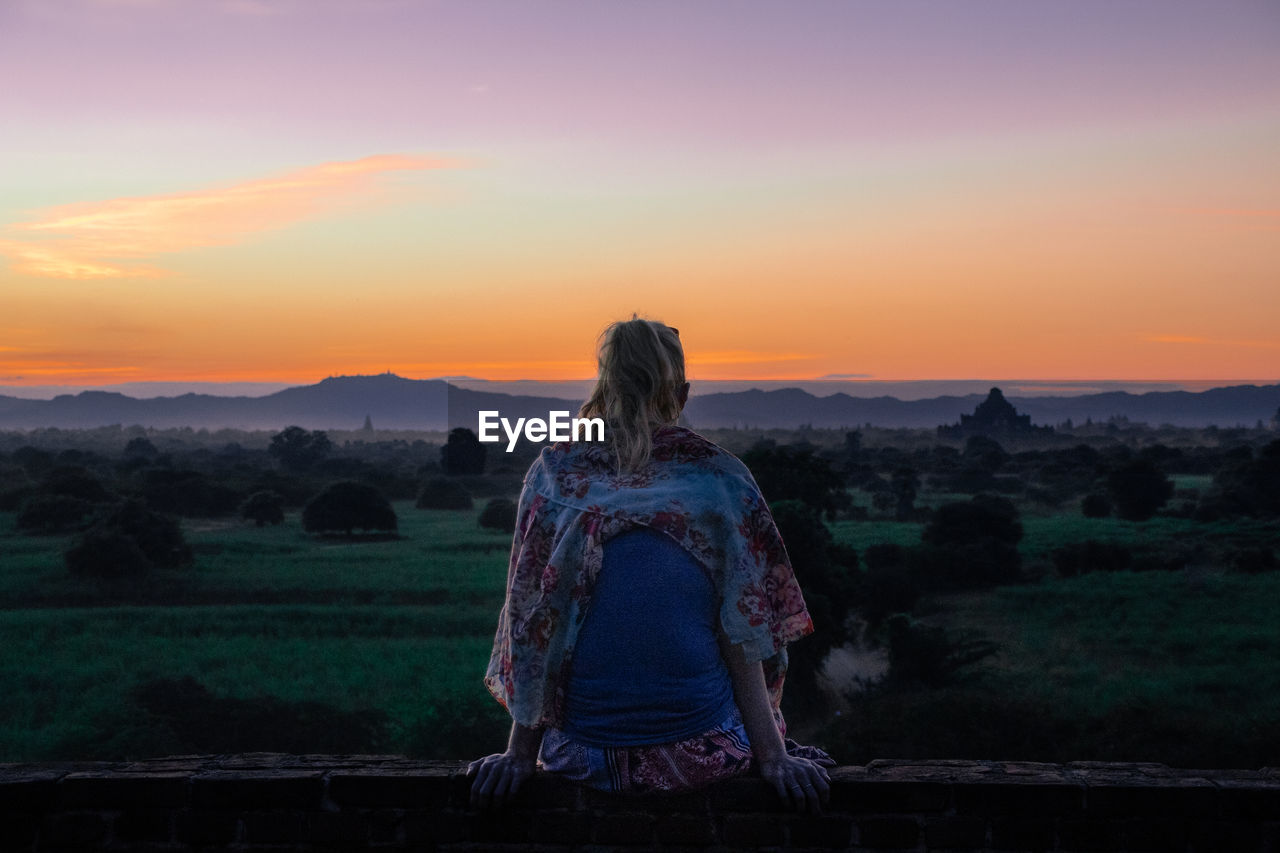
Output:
[651, 426, 752, 477]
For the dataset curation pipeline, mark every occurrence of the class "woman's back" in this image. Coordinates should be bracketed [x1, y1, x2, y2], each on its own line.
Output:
[562, 526, 736, 747]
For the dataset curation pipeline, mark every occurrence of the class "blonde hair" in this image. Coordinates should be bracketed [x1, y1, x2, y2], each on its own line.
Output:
[579, 316, 686, 472]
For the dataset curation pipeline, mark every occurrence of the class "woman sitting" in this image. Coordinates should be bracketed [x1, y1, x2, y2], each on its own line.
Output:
[468, 317, 833, 812]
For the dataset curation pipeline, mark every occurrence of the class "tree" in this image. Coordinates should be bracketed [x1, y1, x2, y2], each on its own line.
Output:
[1212, 439, 1280, 517]
[268, 426, 333, 471]
[16, 494, 95, 534]
[741, 444, 849, 520]
[889, 467, 920, 521]
[478, 497, 517, 533]
[1106, 459, 1174, 521]
[64, 499, 193, 578]
[140, 469, 241, 518]
[240, 490, 286, 527]
[39, 466, 113, 502]
[921, 494, 1023, 588]
[302, 481, 397, 536]
[441, 428, 486, 475]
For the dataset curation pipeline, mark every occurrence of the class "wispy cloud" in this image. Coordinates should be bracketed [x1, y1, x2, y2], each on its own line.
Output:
[0, 154, 458, 279]
[687, 351, 816, 366]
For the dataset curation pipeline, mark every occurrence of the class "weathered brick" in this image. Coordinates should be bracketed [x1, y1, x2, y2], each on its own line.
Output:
[990, 815, 1054, 851]
[654, 813, 716, 846]
[708, 778, 785, 812]
[39, 812, 108, 846]
[59, 771, 189, 809]
[308, 810, 370, 847]
[467, 809, 535, 843]
[1057, 817, 1128, 852]
[175, 809, 239, 846]
[1188, 819, 1262, 853]
[954, 781, 1085, 816]
[788, 814, 854, 847]
[191, 770, 324, 809]
[532, 809, 591, 845]
[114, 807, 174, 842]
[1216, 780, 1280, 820]
[403, 809, 469, 844]
[1122, 817, 1194, 853]
[721, 812, 785, 847]
[0, 772, 59, 812]
[328, 771, 451, 808]
[368, 808, 403, 843]
[1086, 780, 1217, 817]
[0, 812, 38, 852]
[924, 815, 988, 849]
[856, 816, 919, 849]
[832, 779, 950, 813]
[241, 810, 306, 844]
[514, 775, 582, 809]
[592, 811, 653, 845]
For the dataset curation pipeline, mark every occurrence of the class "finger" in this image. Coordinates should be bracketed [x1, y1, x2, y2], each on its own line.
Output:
[490, 768, 515, 807]
[472, 765, 498, 810]
[810, 765, 831, 802]
[770, 775, 791, 807]
[785, 779, 805, 811]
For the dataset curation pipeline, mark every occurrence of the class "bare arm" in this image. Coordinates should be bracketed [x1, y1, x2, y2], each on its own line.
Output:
[467, 721, 545, 809]
[718, 631, 831, 813]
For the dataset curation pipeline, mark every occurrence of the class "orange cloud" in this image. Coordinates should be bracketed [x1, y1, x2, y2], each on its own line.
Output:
[0, 154, 458, 279]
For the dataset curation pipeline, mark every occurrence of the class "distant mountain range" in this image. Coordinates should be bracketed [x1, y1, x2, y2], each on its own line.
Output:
[0, 374, 1277, 431]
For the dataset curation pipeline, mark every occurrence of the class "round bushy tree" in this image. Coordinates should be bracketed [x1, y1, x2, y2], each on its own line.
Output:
[478, 497, 517, 533]
[416, 478, 474, 510]
[240, 490, 286, 527]
[65, 527, 151, 579]
[302, 481, 398, 536]
[1106, 460, 1174, 521]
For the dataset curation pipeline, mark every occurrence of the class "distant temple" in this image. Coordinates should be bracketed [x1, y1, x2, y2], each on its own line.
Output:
[938, 387, 1053, 439]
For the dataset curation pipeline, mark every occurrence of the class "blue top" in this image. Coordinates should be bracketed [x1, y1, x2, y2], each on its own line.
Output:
[561, 526, 738, 747]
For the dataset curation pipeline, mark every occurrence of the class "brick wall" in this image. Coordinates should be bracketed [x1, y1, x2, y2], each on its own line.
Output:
[1, 754, 1277, 851]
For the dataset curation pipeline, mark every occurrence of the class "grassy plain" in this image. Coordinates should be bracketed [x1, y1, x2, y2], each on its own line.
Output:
[1, 494, 1277, 766]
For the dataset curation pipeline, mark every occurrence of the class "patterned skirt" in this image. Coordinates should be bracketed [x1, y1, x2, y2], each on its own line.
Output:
[539, 707, 755, 794]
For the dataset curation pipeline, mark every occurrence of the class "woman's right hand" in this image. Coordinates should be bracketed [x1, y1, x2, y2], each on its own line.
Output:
[758, 753, 831, 814]
[466, 751, 536, 809]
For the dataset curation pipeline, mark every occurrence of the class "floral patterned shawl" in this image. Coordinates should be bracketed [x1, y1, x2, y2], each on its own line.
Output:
[483, 425, 814, 731]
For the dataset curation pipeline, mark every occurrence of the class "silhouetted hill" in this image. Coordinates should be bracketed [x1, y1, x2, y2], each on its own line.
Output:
[0, 375, 1275, 431]
[684, 384, 1280, 429]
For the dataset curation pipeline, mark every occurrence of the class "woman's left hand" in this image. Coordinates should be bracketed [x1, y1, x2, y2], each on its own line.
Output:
[467, 751, 536, 809]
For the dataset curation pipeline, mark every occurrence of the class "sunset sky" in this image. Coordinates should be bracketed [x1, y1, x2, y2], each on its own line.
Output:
[2, 0, 1277, 386]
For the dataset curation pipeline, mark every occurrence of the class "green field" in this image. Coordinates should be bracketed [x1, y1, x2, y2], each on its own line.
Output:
[0, 502, 514, 761]
[2, 497, 1278, 766]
